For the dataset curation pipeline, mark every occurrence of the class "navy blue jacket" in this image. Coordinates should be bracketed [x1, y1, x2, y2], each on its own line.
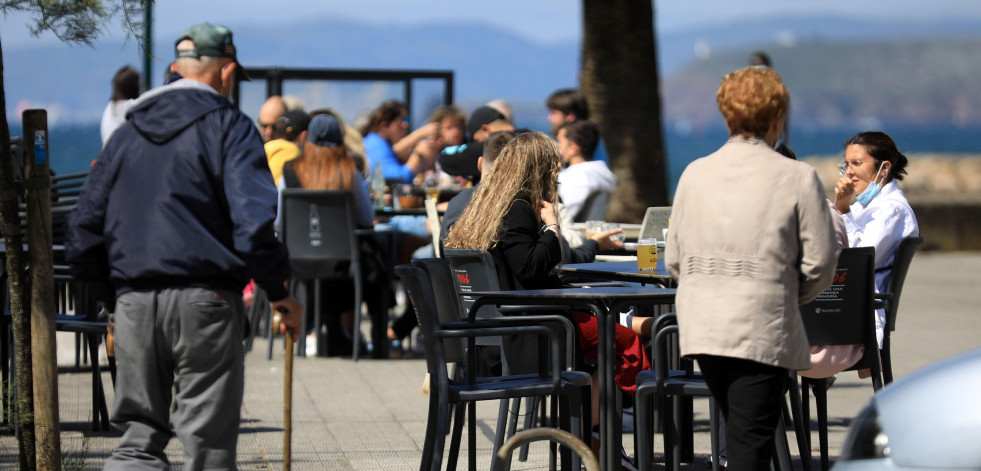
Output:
[66, 80, 290, 301]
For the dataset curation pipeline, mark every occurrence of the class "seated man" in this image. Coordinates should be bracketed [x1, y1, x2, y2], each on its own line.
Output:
[437, 106, 514, 182]
[265, 109, 309, 184]
[556, 120, 615, 219]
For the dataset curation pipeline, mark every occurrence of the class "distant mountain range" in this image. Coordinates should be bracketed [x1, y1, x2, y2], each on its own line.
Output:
[4, 14, 981, 129]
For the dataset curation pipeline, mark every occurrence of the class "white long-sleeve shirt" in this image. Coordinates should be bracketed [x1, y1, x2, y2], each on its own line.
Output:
[840, 180, 919, 347]
[557, 160, 616, 219]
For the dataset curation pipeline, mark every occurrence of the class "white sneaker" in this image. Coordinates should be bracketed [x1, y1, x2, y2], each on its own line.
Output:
[305, 333, 317, 357]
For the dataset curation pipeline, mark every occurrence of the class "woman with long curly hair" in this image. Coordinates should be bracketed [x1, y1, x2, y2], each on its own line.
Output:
[444, 132, 649, 431]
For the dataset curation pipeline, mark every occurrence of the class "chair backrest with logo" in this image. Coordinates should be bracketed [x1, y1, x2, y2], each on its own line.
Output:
[279, 189, 359, 281]
[441, 248, 503, 321]
[800, 246, 881, 384]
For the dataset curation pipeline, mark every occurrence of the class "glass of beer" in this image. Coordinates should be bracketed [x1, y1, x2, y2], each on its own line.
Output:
[637, 237, 658, 272]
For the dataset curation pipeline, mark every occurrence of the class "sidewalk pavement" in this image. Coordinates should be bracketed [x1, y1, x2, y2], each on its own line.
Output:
[1, 251, 979, 470]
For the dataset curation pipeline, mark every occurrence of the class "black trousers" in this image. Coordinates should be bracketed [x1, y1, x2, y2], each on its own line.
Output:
[695, 355, 787, 471]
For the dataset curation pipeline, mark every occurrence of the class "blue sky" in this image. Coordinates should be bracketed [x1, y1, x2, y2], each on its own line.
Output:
[3, 0, 980, 48]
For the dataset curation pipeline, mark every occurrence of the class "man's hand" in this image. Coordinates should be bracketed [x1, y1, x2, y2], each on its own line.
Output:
[270, 295, 304, 338]
[591, 228, 625, 251]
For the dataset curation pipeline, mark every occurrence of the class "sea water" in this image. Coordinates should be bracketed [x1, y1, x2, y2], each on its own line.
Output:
[9, 123, 981, 196]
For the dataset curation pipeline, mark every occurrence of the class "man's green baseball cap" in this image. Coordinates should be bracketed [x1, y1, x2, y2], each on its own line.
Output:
[174, 22, 251, 81]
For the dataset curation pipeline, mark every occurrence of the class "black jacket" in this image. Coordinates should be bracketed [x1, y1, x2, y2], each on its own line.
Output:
[491, 199, 563, 291]
[66, 80, 290, 302]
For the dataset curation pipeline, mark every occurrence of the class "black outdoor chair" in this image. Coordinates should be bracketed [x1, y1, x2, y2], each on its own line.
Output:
[635, 314, 813, 471]
[431, 251, 592, 467]
[573, 190, 609, 223]
[798, 246, 884, 471]
[879, 235, 924, 384]
[279, 189, 382, 360]
[634, 315, 718, 471]
[396, 263, 590, 471]
[2, 264, 112, 432]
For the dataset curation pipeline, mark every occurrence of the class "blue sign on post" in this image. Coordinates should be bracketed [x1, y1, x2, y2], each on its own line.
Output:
[34, 130, 47, 166]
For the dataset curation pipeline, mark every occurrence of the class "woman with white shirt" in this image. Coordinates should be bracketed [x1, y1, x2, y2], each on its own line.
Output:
[833, 131, 920, 348]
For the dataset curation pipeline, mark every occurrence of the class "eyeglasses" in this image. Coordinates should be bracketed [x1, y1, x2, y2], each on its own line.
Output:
[257, 121, 273, 130]
[838, 159, 872, 176]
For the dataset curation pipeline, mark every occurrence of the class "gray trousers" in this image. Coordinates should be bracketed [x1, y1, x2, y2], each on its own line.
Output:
[104, 287, 245, 471]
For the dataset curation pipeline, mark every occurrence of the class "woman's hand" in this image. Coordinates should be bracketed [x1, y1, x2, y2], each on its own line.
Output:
[591, 228, 625, 251]
[834, 176, 855, 214]
[539, 201, 558, 226]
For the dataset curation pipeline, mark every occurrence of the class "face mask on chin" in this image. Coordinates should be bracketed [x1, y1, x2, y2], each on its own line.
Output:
[855, 161, 887, 206]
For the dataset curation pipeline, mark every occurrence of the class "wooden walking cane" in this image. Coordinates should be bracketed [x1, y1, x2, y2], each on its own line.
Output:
[274, 308, 294, 471]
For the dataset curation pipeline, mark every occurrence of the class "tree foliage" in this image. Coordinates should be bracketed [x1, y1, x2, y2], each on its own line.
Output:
[1, 0, 147, 45]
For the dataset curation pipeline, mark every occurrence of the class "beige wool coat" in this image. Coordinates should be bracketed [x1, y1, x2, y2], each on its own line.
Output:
[665, 137, 840, 371]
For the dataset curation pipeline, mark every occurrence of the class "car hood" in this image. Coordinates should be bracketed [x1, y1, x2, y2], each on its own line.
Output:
[874, 348, 981, 468]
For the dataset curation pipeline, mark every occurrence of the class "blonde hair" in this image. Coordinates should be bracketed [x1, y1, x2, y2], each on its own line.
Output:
[294, 140, 357, 191]
[444, 132, 561, 251]
[716, 66, 788, 138]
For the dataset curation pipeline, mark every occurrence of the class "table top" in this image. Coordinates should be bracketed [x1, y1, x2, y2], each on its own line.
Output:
[468, 285, 676, 302]
[374, 207, 431, 217]
[560, 259, 673, 283]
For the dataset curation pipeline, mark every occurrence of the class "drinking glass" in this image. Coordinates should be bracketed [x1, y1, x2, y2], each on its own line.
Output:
[585, 220, 604, 239]
[397, 184, 420, 209]
[603, 222, 625, 243]
[637, 237, 658, 272]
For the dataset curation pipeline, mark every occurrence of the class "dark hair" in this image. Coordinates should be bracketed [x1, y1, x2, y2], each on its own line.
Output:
[749, 51, 772, 68]
[359, 99, 407, 136]
[546, 88, 589, 120]
[843, 131, 909, 181]
[111, 66, 140, 101]
[482, 130, 517, 166]
[557, 120, 600, 160]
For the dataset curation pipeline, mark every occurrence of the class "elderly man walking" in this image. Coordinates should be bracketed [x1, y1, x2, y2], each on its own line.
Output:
[66, 23, 302, 470]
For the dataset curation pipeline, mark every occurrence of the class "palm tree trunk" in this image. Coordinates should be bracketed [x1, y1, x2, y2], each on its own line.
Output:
[581, 0, 669, 222]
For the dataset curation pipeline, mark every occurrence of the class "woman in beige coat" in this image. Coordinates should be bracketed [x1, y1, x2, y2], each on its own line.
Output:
[665, 67, 839, 470]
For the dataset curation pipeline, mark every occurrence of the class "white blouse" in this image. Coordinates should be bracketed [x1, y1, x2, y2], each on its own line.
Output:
[840, 180, 919, 347]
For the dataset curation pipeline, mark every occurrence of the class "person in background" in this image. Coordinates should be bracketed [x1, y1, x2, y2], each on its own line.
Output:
[666, 66, 838, 470]
[486, 98, 514, 124]
[163, 61, 182, 85]
[833, 130, 919, 348]
[309, 107, 369, 174]
[545, 88, 609, 164]
[546, 88, 589, 136]
[67, 22, 302, 469]
[749, 50, 772, 68]
[360, 99, 437, 182]
[437, 105, 514, 181]
[257, 96, 286, 142]
[100, 65, 140, 146]
[280, 114, 389, 356]
[409, 105, 467, 175]
[264, 109, 310, 185]
[555, 120, 616, 219]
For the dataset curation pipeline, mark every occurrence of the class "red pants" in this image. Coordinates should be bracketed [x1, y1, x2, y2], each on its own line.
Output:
[571, 311, 650, 396]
